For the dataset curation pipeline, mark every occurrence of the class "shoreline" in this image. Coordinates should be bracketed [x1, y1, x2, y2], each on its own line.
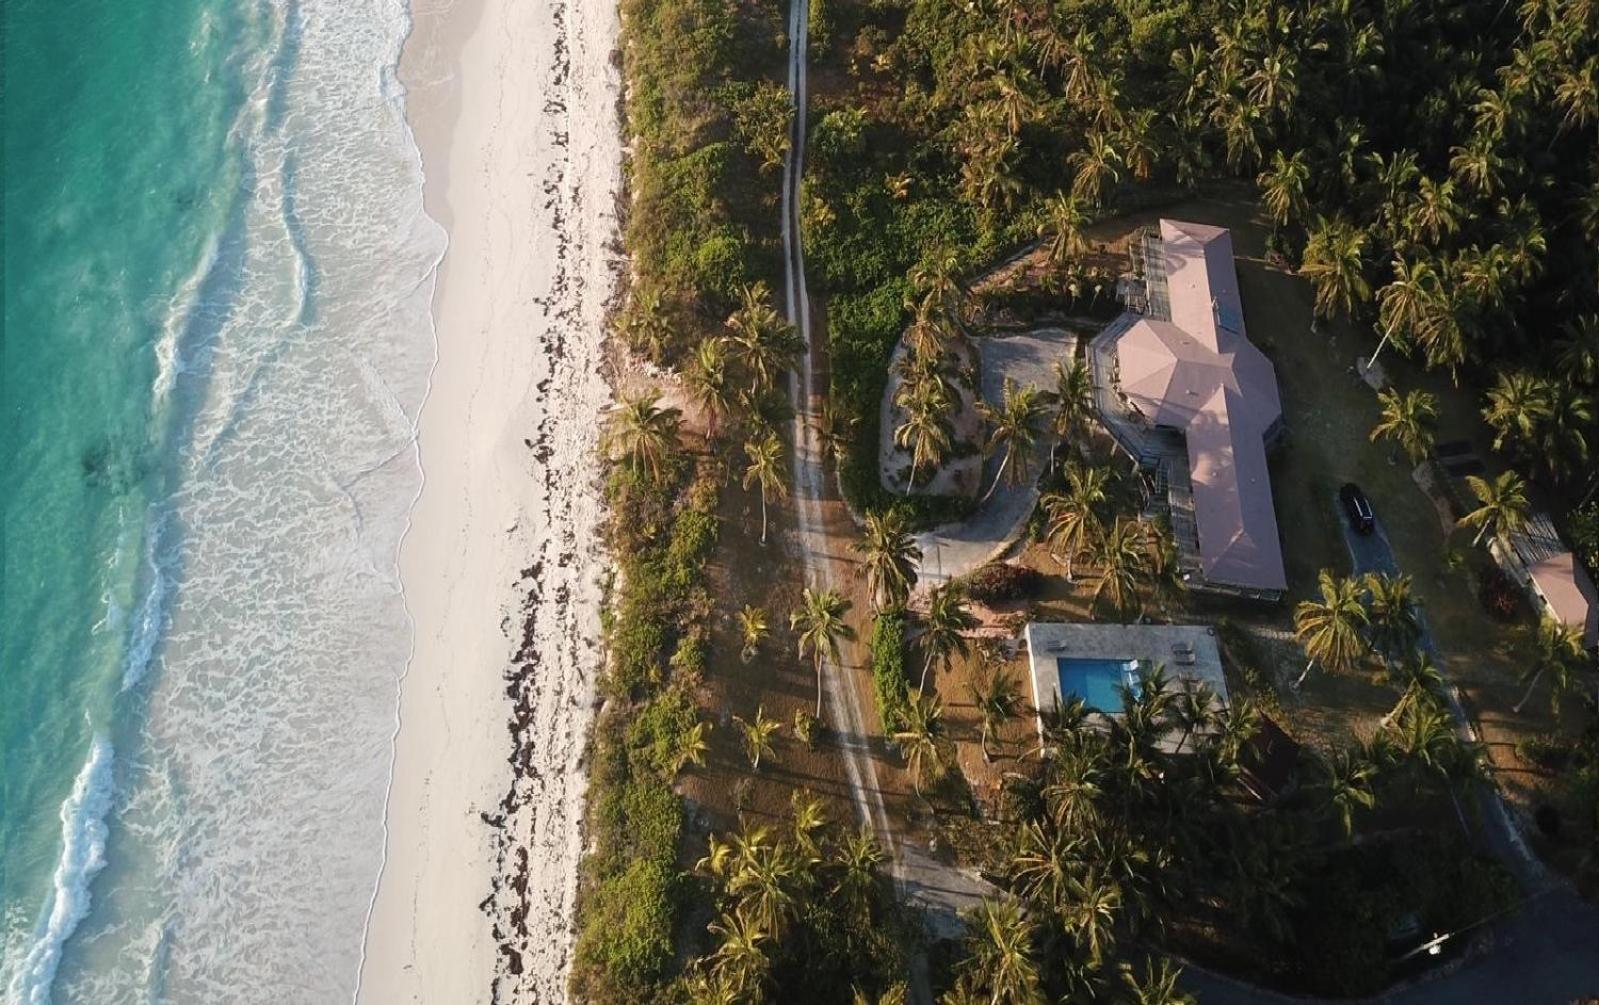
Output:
[358, 0, 623, 996]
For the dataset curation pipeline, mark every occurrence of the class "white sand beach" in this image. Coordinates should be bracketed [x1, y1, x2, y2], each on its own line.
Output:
[357, 0, 621, 998]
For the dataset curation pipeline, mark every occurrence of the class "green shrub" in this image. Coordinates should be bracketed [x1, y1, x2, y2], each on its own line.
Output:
[572, 858, 677, 998]
[627, 686, 701, 777]
[870, 612, 912, 731]
[964, 562, 1042, 604]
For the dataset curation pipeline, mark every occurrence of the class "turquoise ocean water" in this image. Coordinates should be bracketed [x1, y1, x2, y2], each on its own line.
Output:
[2, 0, 445, 999]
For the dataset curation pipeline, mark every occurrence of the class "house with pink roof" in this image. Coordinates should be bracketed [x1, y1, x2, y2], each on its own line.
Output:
[1092, 220, 1288, 599]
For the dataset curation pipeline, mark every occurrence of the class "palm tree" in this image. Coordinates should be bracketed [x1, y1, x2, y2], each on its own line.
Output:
[959, 899, 1045, 1005]
[1363, 572, 1422, 665]
[919, 582, 977, 690]
[1062, 867, 1121, 966]
[1369, 388, 1438, 464]
[1010, 821, 1076, 915]
[789, 790, 828, 859]
[1314, 747, 1377, 839]
[1482, 371, 1554, 459]
[1300, 216, 1371, 320]
[978, 380, 1049, 503]
[1377, 646, 1442, 725]
[1047, 359, 1095, 473]
[1068, 130, 1121, 207]
[734, 706, 781, 771]
[1555, 315, 1599, 387]
[1041, 192, 1091, 270]
[970, 668, 1023, 762]
[855, 510, 920, 612]
[815, 398, 857, 468]
[1540, 385, 1594, 481]
[1459, 470, 1530, 549]
[1372, 254, 1440, 367]
[727, 282, 803, 395]
[1089, 516, 1151, 620]
[742, 432, 788, 546]
[727, 834, 798, 936]
[605, 390, 682, 482]
[737, 605, 769, 663]
[1406, 175, 1462, 244]
[894, 391, 955, 486]
[1257, 148, 1309, 226]
[791, 587, 856, 718]
[1118, 957, 1195, 1005]
[706, 908, 770, 997]
[834, 827, 886, 918]
[1513, 617, 1587, 715]
[907, 246, 964, 323]
[674, 720, 712, 774]
[1293, 570, 1371, 687]
[1170, 677, 1219, 754]
[1042, 464, 1108, 581]
[685, 337, 738, 441]
[892, 690, 946, 798]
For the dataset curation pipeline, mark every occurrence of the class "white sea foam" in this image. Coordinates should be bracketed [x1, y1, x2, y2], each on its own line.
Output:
[6, 737, 116, 1005]
[43, 0, 449, 998]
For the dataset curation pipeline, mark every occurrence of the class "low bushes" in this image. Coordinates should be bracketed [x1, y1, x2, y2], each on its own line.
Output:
[869, 612, 912, 731]
[963, 562, 1043, 604]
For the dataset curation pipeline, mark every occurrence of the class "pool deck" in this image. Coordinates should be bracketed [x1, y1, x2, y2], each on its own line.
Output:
[1023, 622, 1227, 746]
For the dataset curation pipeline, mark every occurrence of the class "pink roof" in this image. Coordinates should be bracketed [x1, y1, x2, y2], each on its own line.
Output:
[1529, 550, 1599, 649]
[1117, 221, 1287, 592]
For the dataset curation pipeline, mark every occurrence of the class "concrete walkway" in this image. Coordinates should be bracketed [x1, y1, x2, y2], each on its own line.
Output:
[915, 329, 1076, 586]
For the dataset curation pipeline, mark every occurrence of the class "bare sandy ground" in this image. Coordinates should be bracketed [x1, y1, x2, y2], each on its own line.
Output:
[356, 0, 621, 998]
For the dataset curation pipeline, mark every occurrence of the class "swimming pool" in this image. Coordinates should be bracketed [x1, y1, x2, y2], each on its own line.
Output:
[1056, 657, 1141, 711]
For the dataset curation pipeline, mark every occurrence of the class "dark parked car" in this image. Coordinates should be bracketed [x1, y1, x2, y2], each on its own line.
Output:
[1340, 482, 1375, 534]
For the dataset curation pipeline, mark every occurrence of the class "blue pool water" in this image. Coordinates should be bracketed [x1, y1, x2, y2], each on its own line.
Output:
[1056, 658, 1140, 711]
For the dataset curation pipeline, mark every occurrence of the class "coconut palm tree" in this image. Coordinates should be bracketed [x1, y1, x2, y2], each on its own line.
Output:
[1371, 254, 1440, 367]
[1089, 516, 1151, 620]
[734, 706, 781, 771]
[1042, 464, 1108, 581]
[737, 605, 769, 663]
[791, 587, 856, 718]
[1170, 677, 1219, 754]
[834, 827, 886, 918]
[706, 908, 770, 997]
[727, 833, 799, 936]
[1540, 385, 1593, 481]
[727, 282, 803, 396]
[907, 246, 964, 323]
[978, 380, 1049, 503]
[742, 432, 788, 546]
[1379, 650, 1445, 727]
[1258, 148, 1310, 226]
[1363, 572, 1422, 665]
[970, 668, 1023, 762]
[605, 390, 682, 482]
[674, 720, 712, 774]
[1555, 315, 1599, 387]
[855, 510, 920, 612]
[1010, 821, 1077, 915]
[894, 391, 955, 487]
[1482, 371, 1554, 459]
[1068, 130, 1121, 206]
[1062, 867, 1121, 967]
[1293, 570, 1371, 687]
[1369, 387, 1438, 464]
[1513, 616, 1587, 715]
[1047, 359, 1095, 473]
[815, 398, 857, 468]
[893, 690, 946, 799]
[958, 899, 1045, 1005]
[1041, 192, 1091, 269]
[1314, 747, 1377, 839]
[1300, 216, 1371, 320]
[685, 337, 738, 441]
[1459, 470, 1530, 549]
[1118, 957, 1195, 1005]
[919, 582, 977, 691]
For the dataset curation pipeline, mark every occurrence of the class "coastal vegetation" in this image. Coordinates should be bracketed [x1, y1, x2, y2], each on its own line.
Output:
[580, 0, 1599, 997]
